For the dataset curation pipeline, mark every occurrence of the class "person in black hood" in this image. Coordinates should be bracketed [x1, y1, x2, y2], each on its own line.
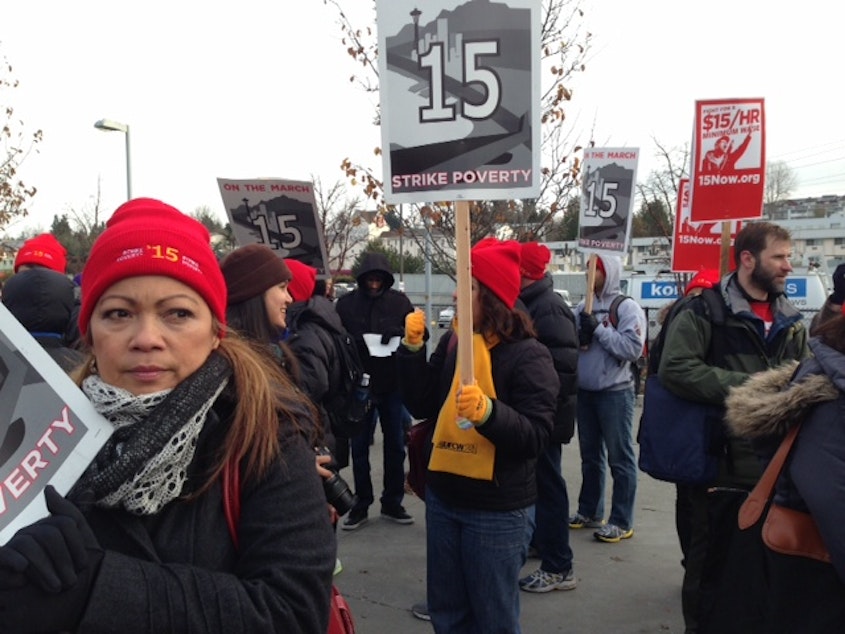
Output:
[335, 252, 418, 530]
[2, 267, 84, 371]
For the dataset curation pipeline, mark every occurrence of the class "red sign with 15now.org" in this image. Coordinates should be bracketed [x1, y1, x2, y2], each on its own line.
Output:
[690, 98, 765, 223]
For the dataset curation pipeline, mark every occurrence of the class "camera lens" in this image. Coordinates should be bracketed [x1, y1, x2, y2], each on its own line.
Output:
[323, 473, 358, 516]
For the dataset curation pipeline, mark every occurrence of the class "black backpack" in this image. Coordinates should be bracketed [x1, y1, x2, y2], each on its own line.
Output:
[323, 328, 372, 438]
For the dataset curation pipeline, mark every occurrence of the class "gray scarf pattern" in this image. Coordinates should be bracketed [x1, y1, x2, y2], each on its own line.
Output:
[72, 352, 232, 514]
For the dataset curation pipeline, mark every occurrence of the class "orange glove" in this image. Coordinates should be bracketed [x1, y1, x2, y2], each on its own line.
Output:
[404, 309, 426, 348]
[456, 383, 493, 426]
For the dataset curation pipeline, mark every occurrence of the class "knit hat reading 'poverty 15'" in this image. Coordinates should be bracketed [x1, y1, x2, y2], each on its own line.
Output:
[220, 243, 292, 305]
[284, 259, 317, 302]
[520, 242, 551, 280]
[14, 233, 67, 273]
[78, 198, 227, 337]
[471, 238, 522, 309]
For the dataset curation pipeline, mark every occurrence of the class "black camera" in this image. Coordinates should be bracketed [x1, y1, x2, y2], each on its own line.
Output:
[316, 447, 357, 516]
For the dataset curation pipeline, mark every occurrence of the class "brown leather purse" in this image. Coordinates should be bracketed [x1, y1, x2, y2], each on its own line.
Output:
[737, 423, 831, 563]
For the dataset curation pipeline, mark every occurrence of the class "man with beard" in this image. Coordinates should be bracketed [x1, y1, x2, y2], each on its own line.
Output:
[658, 221, 809, 633]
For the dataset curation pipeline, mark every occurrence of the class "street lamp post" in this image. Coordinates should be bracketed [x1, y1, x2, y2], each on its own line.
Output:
[94, 118, 132, 200]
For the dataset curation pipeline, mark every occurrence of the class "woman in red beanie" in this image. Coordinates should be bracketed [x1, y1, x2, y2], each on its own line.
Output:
[397, 239, 558, 634]
[0, 199, 335, 633]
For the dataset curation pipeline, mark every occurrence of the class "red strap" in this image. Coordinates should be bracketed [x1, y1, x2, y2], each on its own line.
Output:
[222, 457, 240, 549]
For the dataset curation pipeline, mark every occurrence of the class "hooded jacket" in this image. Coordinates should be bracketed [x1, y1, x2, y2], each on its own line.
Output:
[2, 268, 84, 371]
[659, 273, 808, 487]
[725, 338, 845, 585]
[519, 273, 578, 443]
[573, 255, 646, 391]
[335, 253, 414, 394]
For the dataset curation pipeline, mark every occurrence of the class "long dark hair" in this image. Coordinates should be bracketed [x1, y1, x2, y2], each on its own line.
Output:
[226, 294, 301, 381]
[476, 283, 536, 342]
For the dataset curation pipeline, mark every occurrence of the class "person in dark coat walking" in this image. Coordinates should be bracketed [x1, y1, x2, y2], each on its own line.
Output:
[2, 267, 84, 371]
[0, 199, 335, 633]
[517, 242, 579, 593]
[335, 252, 416, 530]
[397, 238, 558, 634]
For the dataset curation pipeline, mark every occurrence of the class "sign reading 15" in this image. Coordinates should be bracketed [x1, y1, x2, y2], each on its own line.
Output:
[419, 41, 501, 122]
[250, 212, 303, 251]
[584, 180, 618, 218]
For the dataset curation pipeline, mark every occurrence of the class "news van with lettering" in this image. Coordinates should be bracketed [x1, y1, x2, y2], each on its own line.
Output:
[621, 271, 828, 339]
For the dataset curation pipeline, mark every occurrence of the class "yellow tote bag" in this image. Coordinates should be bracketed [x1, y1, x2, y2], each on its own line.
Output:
[428, 333, 497, 481]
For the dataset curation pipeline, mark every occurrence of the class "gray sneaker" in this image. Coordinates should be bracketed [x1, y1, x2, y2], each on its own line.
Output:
[411, 601, 431, 621]
[568, 512, 605, 529]
[594, 523, 634, 543]
[519, 568, 577, 593]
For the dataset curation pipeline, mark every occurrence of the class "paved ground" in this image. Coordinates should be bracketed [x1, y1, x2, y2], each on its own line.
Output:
[333, 395, 687, 634]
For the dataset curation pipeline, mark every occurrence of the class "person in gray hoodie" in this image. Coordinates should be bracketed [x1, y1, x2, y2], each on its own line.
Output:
[570, 254, 646, 543]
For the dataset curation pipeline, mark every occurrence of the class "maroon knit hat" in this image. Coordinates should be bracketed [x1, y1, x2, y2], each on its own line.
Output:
[285, 259, 317, 302]
[220, 244, 292, 305]
[14, 233, 67, 273]
[471, 238, 522, 309]
[520, 242, 551, 280]
[79, 198, 227, 337]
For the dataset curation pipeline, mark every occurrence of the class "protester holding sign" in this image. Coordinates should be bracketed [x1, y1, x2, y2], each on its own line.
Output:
[0, 198, 335, 633]
[397, 238, 557, 634]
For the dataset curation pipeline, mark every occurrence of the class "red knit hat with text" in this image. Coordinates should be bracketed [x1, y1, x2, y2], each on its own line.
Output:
[14, 233, 67, 273]
[285, 259, 317, 302]
[471, 238, 522, 309]
[221, 244, 292, 305]
[79, 198, 227, 337]
[520, 242, 551, 280]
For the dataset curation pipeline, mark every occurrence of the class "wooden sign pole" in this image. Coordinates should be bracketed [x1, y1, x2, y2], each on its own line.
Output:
[719, 222, 731, 278]
[584, 253, 597, 314]
[455, 200, 475, 387]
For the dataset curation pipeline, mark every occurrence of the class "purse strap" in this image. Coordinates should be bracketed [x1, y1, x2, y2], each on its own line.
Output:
[737, 423, 801, 530]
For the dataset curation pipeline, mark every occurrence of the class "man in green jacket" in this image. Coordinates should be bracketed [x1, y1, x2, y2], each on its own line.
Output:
[658, 221, 809, 633]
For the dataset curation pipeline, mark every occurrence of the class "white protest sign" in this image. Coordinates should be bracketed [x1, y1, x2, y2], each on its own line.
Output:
[217, 177, 331, 275]
[578, 147, 640, 256]
[376, 0, 541, 204]
[0, 303, 112, 544]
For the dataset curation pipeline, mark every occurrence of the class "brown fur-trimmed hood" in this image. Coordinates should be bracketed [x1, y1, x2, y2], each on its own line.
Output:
[725, 360, 839, 439]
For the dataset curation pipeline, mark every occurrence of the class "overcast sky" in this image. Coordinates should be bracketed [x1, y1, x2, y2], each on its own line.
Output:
[3, 0, 842, 236]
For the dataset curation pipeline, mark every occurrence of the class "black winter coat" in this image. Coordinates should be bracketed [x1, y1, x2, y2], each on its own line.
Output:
[519, 274, 578, 443]
[335, 253, 414, 395]
[398, 332, 558, 511]
[75, 394, 336, 633]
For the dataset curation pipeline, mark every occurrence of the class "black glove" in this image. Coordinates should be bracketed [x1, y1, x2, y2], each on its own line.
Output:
[381, 327, 405, 345]
[579, 312, 598, 347]
[831, 264, 845, 304]
[0, 487, 103, 633]
[0, 486, 102, 593]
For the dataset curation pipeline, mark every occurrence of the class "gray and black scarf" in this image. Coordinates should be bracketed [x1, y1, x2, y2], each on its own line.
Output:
[70, 352, 232, 514]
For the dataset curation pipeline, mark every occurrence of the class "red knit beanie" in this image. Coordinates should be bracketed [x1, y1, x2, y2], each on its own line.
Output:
[14, 233, 67, 273]
[471, 238, 522, 309]
[285, 259, 317, 302]
[685, 268, 720, 296]
[220, 244, 292, 305]
[520, 242, 551, 280]
[79, 198, 227, 337]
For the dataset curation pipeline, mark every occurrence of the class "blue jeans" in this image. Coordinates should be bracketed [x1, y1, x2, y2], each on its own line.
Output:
[533, 443, 573, 573]
[350, 390, 407, 512]
[575, 387, 637, 529]
[426, 488, 534, 634]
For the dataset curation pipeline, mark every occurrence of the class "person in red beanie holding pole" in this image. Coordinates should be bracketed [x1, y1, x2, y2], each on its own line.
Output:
[397, 238, 558, 634]
[0, 199, 335, 633]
